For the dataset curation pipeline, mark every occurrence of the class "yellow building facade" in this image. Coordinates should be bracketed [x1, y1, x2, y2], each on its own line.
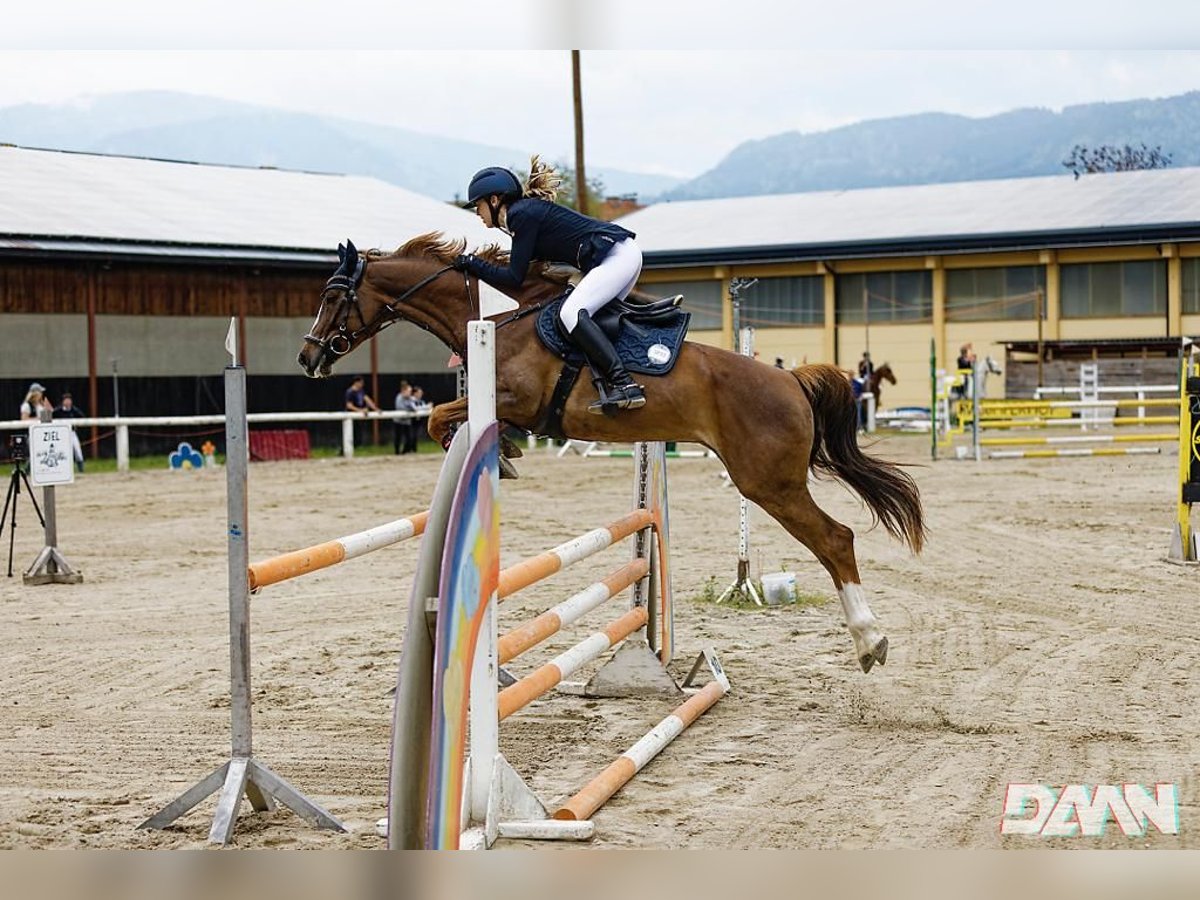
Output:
[624, 169, 1200, 409]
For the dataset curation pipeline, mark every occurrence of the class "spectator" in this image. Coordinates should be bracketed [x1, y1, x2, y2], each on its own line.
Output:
[774, 357, 785, 369]
[344, 375, 378, 452]
[53, 391, 86, 472]
[956, 343, 977, 398]
[393, 381, 415, 455]
[405, 386, 428, 454]
[19, 382, 51, 420]
[344, 375, 378, 414]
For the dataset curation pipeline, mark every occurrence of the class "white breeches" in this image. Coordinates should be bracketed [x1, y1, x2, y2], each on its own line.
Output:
[558, 238, 643, 333]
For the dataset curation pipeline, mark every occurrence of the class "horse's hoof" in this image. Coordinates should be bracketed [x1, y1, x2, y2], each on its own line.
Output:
[499, 456, 520, 480]
[500, 435, 524, 459]
[859, 637, 889, 672]
[873, 637, 889, 666]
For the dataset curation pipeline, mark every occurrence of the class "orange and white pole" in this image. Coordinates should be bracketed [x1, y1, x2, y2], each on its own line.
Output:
[497, 509, 653, 600]
[554, 676, 729, 822]
[248, 510, 429, 590]
[498, 607, 648, 721]
[498, 558, 649, 665]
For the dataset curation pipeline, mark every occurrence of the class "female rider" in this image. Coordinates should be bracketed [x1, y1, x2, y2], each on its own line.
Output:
[454, 157, 645, 413]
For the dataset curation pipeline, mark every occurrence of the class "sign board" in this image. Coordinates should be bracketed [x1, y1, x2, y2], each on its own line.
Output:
[29, 423, 75, 486]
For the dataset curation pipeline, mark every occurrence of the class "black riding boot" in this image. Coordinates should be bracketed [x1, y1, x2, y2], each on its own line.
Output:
[570, 310, 646, 414]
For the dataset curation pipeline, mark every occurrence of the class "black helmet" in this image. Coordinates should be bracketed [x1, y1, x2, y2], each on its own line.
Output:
[464, 166, 522, 208]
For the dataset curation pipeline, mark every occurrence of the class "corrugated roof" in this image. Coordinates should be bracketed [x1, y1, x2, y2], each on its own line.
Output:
[0, 145, 502, 262]
[619, 167, 1200, 264]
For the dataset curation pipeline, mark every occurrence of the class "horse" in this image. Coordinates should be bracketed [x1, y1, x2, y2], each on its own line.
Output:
[297, 235, 926, 673]
[866, 363, 896, 408]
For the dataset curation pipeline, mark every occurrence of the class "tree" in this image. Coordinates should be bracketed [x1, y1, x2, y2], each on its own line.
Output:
[1063, 143, 1173, 179]
[552, 160, 607, 215]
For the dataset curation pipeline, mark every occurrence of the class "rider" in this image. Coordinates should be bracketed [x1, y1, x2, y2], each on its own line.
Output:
[453, 156, 646, 414]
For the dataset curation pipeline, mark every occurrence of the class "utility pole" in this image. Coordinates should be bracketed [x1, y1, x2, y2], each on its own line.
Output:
[571, 50, 588, 216]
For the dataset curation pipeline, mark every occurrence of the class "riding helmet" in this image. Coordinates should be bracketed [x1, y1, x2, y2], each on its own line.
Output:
[463, 166, 522, 208]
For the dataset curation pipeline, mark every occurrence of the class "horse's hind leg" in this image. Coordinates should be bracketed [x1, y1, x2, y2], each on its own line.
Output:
[753, 484, 888, 673]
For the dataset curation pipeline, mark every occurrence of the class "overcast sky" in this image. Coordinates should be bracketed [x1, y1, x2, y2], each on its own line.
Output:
[4, 3, 1200, 178]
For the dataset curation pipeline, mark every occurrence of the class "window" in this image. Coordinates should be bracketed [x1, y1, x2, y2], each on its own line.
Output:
[740, 276, 824, 327]
[835, 271, 932, 323]
[1182, 259, 1200, 314]
[946, 266, 1045, 321]
[1060, 261, 1166, 318]
[640, 279, 723, 330]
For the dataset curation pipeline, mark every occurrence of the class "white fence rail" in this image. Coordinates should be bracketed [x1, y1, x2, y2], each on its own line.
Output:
[0, 410, 429, 472]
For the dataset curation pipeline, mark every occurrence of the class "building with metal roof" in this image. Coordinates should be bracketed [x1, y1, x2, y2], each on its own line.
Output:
[623, 167, 1200, 408]
[0, 145, 502, 448]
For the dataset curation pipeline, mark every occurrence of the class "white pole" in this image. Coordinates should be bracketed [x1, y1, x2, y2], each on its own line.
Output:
[116, 423, 129, 473]
[466, 320, 498, 828]
[341, 418, 354, 458]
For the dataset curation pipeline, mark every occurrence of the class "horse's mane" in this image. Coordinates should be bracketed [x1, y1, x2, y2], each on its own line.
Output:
[377, 232, 570, 285]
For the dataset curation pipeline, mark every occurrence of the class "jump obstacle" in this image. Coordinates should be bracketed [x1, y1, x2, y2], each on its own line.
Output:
[141, 317, 728, 848]
[934, 350, 1180, 462]
[387, 321, 728, 850]
[1169, 340, 1200, 564]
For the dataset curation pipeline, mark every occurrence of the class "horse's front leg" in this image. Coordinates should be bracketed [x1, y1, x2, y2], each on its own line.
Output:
[428, 396, 522, 478]
[427, 398, 469, 449]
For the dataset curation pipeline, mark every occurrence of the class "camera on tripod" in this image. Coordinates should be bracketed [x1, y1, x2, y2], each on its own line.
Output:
[8, 433, 29, 463]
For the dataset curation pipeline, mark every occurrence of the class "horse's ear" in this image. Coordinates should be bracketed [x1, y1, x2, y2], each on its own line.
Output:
[345, 238, 358, 260]
[337, 242, 346, 261]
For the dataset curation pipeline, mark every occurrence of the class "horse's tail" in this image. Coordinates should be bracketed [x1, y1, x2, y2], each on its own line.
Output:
[792, 364, 926, 553]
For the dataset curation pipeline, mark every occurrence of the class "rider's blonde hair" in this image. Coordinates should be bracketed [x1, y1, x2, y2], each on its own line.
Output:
[523, 155, 562, 202]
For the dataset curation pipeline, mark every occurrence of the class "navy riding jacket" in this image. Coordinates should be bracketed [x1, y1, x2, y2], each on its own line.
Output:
[461, 197, 634, 289]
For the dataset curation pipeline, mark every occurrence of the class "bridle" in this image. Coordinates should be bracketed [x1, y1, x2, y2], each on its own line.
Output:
[302, 255, 466, 361]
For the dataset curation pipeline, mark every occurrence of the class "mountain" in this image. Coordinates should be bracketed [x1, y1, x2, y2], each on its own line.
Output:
[0, 91, 684, 202]
[664, 92, 1200, 200]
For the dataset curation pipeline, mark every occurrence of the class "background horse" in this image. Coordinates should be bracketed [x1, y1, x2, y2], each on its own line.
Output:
[867, 362, 896, 408]
[298, 235, 925, 672]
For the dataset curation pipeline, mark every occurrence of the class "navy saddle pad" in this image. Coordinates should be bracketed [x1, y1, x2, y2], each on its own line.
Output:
[534, 295, 691, 376]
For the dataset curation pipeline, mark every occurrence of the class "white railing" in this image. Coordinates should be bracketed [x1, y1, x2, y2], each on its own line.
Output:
[0, 409, 430, 472]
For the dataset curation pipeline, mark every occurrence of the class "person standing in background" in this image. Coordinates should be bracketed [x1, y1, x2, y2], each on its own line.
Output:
[393, 381, 414, 455]
[404, 387, 428, 454]
[956, 343, 977, 398]
[53, 391, 86, 472]
[344, 375, 378, 452]
[19, 382, 50, 420]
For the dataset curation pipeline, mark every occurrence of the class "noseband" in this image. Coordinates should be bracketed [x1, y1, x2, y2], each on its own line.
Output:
[303, 256, 463, 360]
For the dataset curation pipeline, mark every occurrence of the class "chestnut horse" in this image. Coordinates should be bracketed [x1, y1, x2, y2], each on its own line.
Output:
[867, 363, 896, 408]
[298, 235, 925, 673]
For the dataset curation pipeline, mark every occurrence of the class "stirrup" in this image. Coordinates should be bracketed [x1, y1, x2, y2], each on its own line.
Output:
[587, 381, 646, 415]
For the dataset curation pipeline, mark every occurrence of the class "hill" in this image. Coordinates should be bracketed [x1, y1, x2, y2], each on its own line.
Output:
[664, 92, 1200, 200]
[0, 91, 684, 202]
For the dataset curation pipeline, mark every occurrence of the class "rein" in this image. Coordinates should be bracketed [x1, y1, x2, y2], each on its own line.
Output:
[304, 250, 545, 367]
[303, 261, 463, 359]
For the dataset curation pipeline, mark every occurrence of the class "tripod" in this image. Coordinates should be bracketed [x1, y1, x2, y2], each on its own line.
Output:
[2, 460, 45, 578]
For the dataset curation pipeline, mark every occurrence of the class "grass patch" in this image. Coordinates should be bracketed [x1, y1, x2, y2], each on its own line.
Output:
[689, 576, 828, 610]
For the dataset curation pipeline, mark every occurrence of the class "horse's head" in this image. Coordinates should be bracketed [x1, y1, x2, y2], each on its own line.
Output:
[298, 236, 468, 378]
[298, 240, 377, 378]
[877, 363, 897, 385]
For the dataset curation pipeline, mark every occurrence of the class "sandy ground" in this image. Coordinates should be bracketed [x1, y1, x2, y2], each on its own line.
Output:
[0, 432, 1197, 849]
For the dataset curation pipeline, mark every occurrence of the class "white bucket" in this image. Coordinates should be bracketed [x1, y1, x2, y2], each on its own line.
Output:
[761, 571, 797, 606]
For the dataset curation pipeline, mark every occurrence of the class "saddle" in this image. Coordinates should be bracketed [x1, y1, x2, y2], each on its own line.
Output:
[535, 292, 690, 375]
[532, 291, 691, 438]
